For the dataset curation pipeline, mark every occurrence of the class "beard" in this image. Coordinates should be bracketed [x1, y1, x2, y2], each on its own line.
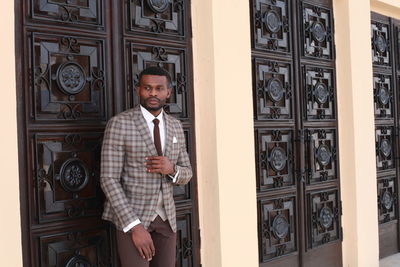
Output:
[140, 97, 166, 112]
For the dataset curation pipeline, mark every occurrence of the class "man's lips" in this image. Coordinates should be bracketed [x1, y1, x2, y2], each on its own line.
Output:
[147, 98, 160, 105]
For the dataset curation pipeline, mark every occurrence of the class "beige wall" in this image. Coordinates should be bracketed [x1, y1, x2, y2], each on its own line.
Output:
[334, 0, 379, 266]
[191, 0, 259, 266]
[371, 0, 400, 19]
[3, 0, 400, 266]
[0, 0, 23, 267]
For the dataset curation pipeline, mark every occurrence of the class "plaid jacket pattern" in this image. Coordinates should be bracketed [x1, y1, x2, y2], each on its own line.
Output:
[100, 105, 192, 232]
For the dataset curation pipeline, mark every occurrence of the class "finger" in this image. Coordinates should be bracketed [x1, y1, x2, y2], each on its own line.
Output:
[146, 156, 163, 160]
[150, 240, 155, 256]
[147, 168, 162, 173]
[148, 158, 163, 164]
[143, 245, 153, 261]
[144, 160, 162, 167]
[137, 247, 146, 259]
[148, 163, 163, 169]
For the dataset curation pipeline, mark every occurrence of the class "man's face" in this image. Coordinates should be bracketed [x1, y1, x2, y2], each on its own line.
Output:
[136, 74, 171, 115]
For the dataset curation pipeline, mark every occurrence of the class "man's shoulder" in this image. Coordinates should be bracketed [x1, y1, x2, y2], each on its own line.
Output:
[109, 107, 138, 123]
[165, 112, 183, 127]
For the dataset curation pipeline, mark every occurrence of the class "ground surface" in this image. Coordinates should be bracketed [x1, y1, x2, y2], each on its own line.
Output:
[380, 253, 400, 267]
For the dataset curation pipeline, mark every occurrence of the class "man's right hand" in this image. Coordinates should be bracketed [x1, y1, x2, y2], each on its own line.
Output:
[131, 224, 155, 261]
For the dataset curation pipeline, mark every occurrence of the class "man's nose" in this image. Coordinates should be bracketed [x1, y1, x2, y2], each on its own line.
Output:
[149, 88, 157, 96]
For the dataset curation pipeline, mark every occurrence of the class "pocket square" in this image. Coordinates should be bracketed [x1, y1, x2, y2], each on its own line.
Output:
[173, 136, 178, 143]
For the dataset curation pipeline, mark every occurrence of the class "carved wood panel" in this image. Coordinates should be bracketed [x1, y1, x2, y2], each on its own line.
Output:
[251, 0, 291, 54]
[306, 189, 340, 249]
[373, 73, 394, 119]
[256, 128, 295, 190]
[34, 225, 111, 267]
[301, 2, 334, 60]
[18, 0, 199, 265]
[33, 133, 103, 223]
[377, 177, 398, 224]
[176, 210, 194, 267]
[375, 126, 395, 172]
[29, 0, 104, 28]
[372, 13, 400, 258]
[259, 196, 297, 261]
[128, 0, 186, 38]
[252, 0, 341, 266]
[305, 129, 338, 184]
[30, 32, 107, 121]
[371, 20, 391, 67]
[304, 66, 336, 120]
[128, 42, 188, 118]
[253, 58, 293, 120]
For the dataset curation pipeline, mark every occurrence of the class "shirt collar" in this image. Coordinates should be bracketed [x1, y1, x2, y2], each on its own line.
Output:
[140, 105, 163, 123]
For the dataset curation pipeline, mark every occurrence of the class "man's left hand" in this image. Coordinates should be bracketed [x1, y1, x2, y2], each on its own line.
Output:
[145, 156, 175, 175]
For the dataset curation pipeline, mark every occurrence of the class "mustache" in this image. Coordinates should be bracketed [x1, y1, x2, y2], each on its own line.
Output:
[146, 97, 160, 102]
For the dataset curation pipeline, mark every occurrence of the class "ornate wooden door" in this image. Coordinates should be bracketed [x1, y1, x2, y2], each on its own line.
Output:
[371, 12, 400, 259]
[15, 1, 199, 266]
[250, 0, 342, 266]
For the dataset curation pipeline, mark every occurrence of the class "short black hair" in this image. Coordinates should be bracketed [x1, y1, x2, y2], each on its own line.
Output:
[138, 66, 172, 88]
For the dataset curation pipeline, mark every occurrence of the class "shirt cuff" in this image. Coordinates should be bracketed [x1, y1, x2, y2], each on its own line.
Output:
[123, 219, 141, 233]
[168, 169, 180, 183]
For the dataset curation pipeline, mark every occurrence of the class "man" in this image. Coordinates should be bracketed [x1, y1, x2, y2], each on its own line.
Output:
[100, 66, 192, 267]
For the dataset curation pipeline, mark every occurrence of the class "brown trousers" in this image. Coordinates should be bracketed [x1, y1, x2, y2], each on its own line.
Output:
[116, 216, 176, 267]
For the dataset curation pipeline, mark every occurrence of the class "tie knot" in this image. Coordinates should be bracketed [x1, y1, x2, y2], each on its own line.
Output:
[153, 118, 160, 125]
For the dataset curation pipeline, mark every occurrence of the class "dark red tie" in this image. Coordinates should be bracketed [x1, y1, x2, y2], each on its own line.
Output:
[153, 118, 162, 156]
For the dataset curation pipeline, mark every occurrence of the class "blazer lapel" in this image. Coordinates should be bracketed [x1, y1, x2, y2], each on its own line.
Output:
[163, 113, 174, 159]
[131, 106, 158, 156]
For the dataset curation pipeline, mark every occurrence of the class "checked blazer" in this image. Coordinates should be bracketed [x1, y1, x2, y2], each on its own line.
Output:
[100, 105, 192, 232]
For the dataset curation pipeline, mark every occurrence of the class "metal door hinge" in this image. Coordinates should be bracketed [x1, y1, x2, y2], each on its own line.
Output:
[296, 169, 310, 184]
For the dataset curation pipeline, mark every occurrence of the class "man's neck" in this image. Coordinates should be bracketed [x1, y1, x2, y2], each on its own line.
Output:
[149, 109, 162, 117]
[140, 105, 163, 118]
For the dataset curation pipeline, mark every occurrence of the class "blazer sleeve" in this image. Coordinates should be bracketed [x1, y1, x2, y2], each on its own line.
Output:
[172, 122, 193, 185]
[100, 117, 139, 228]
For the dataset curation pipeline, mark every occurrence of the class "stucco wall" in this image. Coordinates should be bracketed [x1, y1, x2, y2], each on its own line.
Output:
[3, 0, 400, 266]
[371, 0, 400, 19]
[191, 0, 259, 266]
[334, 0, 379, 266]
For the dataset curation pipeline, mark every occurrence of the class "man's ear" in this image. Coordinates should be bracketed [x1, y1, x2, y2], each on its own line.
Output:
[167, 87, 172, 98]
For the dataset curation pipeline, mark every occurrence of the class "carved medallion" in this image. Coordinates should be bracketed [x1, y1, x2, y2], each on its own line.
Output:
[59, 158, 89, 192]
[380, 139, 392, 157]
[266, 78, 284, 102]
[147, 0, 169, 13]
[314, 82, 329, 104]
[316, 144, 331, 166]
[56, 62, 86, 95]
[65, 255, 91, 267]
[381, 191, 394, 210]
[270, 147, 287, 171]
[377, 86, 390, 105]
[272, 214, 289, 239]
[264, 10, 281, 33]
[319, 207, 333, 229]
[375, 35, 387, 54]
[311, 21, 327, 43]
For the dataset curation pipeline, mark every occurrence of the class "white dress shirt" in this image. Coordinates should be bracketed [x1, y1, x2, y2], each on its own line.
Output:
[123, 106, 179, 232]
